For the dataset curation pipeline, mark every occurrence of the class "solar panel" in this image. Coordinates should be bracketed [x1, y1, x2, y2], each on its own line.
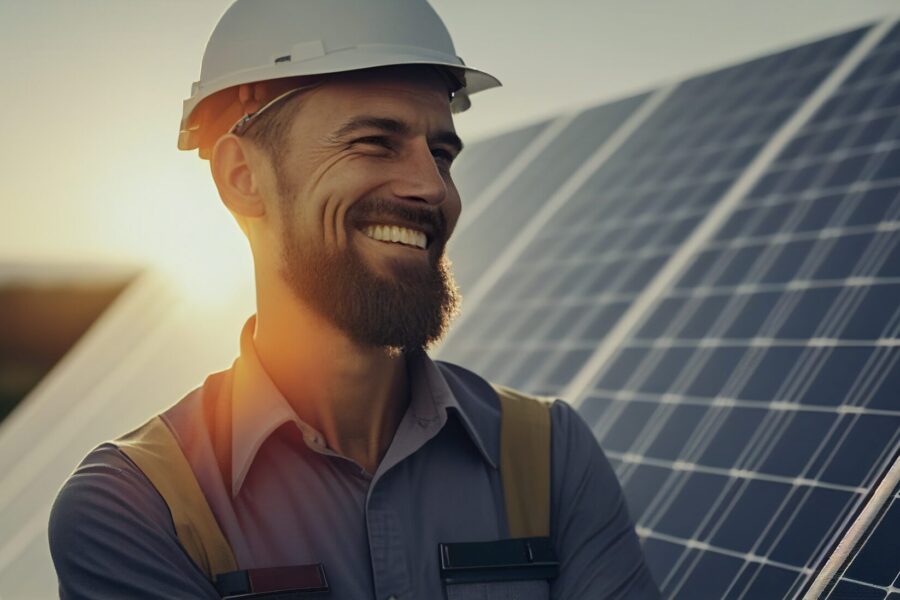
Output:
[448, 94, 649, 291]
[440, 27, 868, 399]
[595, 22, 900, 598]
[451, 119, 551, 215]
[437, 18, 900, 600]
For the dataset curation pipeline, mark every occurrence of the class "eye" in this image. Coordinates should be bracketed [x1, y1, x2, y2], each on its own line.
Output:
[431, 147, 456, 168]
[351, 136, 393, 151]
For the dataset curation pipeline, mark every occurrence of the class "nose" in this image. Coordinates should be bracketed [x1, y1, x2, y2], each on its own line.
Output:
[390, 139, 449, 206]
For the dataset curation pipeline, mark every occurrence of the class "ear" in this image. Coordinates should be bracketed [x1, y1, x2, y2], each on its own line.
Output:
[210, 134, 267, 219]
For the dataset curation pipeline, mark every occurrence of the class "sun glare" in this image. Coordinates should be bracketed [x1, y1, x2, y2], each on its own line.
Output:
[94, 151, 255, 309]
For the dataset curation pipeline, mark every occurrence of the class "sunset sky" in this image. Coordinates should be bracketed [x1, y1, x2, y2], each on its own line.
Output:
[1, 0, 895, 297]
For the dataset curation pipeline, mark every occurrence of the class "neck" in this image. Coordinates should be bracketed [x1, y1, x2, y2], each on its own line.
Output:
[253, 282, 409, 475]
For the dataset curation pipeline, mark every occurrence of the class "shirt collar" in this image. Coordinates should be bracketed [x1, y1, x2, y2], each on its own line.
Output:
[229, 317, 497, 497]
[403, 350, 498, 471]
[231, 317, 310, 496]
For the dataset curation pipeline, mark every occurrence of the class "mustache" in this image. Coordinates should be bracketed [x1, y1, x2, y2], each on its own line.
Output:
[348, 197, 448, 241]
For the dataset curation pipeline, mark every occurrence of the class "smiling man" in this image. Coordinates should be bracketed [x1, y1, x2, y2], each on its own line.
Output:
[48, 1, 658, 599]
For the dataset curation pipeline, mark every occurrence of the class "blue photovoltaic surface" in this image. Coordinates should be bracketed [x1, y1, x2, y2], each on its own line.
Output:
[447, 93, 649, 293]
[810, 23, 900, 600]
[440, 27, 866, 410]
[451, 119, 551, 210]
[577, 23, 899, 599]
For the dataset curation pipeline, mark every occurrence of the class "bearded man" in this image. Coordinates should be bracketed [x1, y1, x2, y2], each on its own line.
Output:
[48, 1, 658, 598]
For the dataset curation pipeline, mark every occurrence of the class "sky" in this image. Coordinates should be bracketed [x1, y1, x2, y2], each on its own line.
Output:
[1, 0, 896, 297]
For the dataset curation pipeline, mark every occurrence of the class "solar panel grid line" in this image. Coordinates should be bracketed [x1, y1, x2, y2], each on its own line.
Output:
[638, 527, 813, 579]
[667, 481, 856, 598]
[808, 452, 900, 599]
[816, 286, 870, 339]
[437, 85, 677, 352]
[463, 287, 639, 311]
[563, 19, 895, 408]
[591, 388, 900, 419]
[624, 337, 900, 350]
[662, 276, 900, 299]
[633, 418, 819, 494]
[700, 221, 900, 254]
[850, 348, 900, 407]
[812, 423, 899, 489]
[673, 481, 804, 597]
[606, 450, 868, 494]
[548, 203, 711, 237]
[451, 113, 576, 235]
[822, 347, 897, 422]
[495, 241, 680, 271]
[722, 482, 857, 592]
[609, 370, 888, 593]
[0, 299, 190, 521]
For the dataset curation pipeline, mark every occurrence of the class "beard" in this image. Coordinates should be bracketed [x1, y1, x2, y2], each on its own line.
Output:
[278, 196, 461, 353]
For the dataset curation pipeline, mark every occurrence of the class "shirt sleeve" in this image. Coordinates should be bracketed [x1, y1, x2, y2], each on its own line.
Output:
[48, 444, 221, 599]
[549, 401, 661, 600]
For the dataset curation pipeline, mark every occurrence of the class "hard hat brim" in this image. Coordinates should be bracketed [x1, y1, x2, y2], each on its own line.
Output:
[178, 48, 501, 152]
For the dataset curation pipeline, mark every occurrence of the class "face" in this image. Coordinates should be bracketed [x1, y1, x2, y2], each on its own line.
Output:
[261, 68, 463, 352]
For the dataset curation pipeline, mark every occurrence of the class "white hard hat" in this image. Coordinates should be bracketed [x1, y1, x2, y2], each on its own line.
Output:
[179, 0, 501, 152]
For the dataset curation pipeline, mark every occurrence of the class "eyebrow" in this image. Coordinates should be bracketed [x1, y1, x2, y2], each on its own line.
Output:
[332, 116, 464, 154]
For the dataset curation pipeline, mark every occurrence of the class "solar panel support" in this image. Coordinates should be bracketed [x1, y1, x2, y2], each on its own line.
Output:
[803, 451, 900, 599]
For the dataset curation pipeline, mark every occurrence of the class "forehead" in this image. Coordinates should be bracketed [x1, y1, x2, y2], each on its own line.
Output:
[299, 68, 456, 132]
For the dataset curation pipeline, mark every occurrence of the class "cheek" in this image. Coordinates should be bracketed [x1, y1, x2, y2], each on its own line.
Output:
[319, 159, 391, 207]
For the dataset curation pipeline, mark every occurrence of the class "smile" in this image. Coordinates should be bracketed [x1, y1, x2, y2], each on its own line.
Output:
[362, 224, 428, 250]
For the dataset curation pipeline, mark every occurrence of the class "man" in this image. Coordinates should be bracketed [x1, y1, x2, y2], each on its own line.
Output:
[49, 1, 659, 598]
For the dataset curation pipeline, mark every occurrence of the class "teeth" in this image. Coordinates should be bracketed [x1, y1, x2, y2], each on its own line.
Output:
[363, 224, 427, 249]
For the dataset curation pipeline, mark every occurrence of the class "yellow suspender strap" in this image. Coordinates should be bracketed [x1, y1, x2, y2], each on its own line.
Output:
[116, 416, 237, 579]
[494, 384, 552, 539]
[113, 386, 548, 576]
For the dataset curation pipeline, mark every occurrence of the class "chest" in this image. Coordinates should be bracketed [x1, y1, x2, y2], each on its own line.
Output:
[212, 424, 528, 599]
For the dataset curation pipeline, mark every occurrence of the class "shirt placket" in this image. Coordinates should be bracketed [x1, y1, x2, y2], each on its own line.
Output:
[366, 475, 411, 600]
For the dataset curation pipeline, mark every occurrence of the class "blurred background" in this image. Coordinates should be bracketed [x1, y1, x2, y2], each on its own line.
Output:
[1, 2, 899, 598]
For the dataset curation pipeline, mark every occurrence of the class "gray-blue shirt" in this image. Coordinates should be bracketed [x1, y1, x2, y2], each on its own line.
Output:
[49, 318, 659, 599]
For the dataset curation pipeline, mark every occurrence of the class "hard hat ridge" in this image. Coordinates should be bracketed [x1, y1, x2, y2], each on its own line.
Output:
[179, 0, 501, 154]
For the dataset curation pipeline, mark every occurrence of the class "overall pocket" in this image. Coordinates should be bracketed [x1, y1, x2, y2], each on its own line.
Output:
[439, 538, 556, 600]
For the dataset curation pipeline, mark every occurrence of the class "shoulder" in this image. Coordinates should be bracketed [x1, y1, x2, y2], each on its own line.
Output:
[49, 444, 175, 580]
[50, 444, 219, 598]
[546, 402, 661, 597]
[435, 360, 587, 456]
[435, 360, 501, 412]
[50, 443, 172, 535]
